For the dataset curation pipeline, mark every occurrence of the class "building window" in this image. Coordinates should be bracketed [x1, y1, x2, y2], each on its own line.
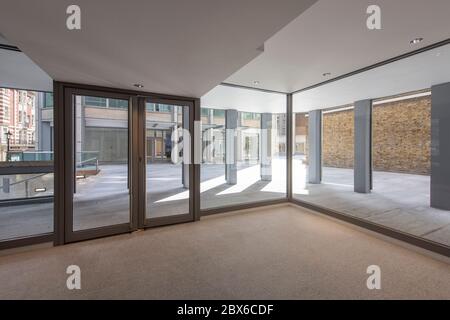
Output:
[4, 104, 9, 119]
[156, 104, 172, 112]
[201, 108, 210, 117]
[214, 109, 225, 118]
[146, 103, 173, 113]
[242, 112, 260, 121]
[84, 96, 107, 107]
[44, 92, 54, 108]
[107, 98, 128, 109]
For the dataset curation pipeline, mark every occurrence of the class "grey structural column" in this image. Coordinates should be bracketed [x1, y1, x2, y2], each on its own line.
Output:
[286, 94, 293, 199]
[225, 109, 238, 185]
[204, 109, 214, 163]
[74, 95, 84, 169]
[308, 110, 321, 184]
[431, 82, 450, 210]
[182, 106, 190, 189]
[260, 113, 272, 181]
[172, 107, 179, 164]
[354, 99, 372, 193]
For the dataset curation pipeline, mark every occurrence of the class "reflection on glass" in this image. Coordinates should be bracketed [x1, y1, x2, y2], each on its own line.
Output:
[145, 103, 190, 219]
[73, 96, 130, 231]
[0, 88, 54, 240]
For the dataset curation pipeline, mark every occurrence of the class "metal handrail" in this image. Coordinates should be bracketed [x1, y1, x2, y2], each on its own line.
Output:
[0, 172, 52, 198]
[76, 157, 97, 166]
[8, 173, 48, 187]
[75, 151, 100, 171]
[76, 157, 99, 173]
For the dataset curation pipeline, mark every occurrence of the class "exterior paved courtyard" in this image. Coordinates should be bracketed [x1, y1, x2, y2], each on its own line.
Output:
[0, 160, 449, 247]
[293, 160, 450, 247]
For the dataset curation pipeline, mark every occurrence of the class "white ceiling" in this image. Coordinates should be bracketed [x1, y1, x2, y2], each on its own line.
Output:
[0, 0, 317, 98]
[0, 49, 52, 92]
[293, 43, 450, 112]
[0, 33, 12, 46]
[201, 85, 286, 113]
[1, 32, 53, 91]
[226, 0, 450, 93]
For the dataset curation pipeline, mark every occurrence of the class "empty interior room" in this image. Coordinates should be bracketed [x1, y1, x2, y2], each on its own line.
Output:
[0, 0, 449, 301]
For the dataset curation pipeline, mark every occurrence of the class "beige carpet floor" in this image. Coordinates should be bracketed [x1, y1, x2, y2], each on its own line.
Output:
[0, 204, 449, 299]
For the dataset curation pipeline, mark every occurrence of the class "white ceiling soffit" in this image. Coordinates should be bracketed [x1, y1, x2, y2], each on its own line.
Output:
[293, 43, 450, 112]
[0, 49, 53, 92]
[0, 0, 317, 98]
[201, 85, 286, 113]
[0, 33, 13, 46]
[226, 0, 450, 93]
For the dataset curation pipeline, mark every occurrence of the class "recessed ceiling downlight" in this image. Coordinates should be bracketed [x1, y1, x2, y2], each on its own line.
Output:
[410, 38, 423, 45]
[134, 83, 144, 88]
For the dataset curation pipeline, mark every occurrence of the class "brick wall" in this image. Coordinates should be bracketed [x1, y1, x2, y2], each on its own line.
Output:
[322, 109, 354, 168]
[321, 96, 431, 175]
[372, 96, 431, 175]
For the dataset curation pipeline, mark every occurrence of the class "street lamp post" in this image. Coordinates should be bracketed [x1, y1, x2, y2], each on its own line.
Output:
[6, 130, 12, 152]
[5, 131, 12, 160]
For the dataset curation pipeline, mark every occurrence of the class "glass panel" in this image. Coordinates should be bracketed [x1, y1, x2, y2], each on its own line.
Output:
[372, 96, 433, 236]
[294, 98, 439, 244]
[293, 107, 355, 204]
[145, 103, 190, 218]
[292, 112, 308, 195]
[73, 95, 130, 231]
[322, 107, 354, 186]
[0, 88, 54, 240]
[200, 86, 287, 210]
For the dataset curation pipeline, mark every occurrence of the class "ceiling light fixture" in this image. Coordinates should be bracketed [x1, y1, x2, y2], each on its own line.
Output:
[410, 37, 423, 45]
[322, 72, 331, 77]
[253, 80, 260, 85]
[134, 83, 144, 88]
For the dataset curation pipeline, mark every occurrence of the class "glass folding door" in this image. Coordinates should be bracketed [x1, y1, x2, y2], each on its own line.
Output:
[142, 99, 194, 226]
[65, 89, 134, 242]
[63, 88, 194, 242]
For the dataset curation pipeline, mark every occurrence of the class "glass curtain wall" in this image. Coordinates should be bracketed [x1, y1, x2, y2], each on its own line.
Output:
[371, 94, 436, 240]
[291, 42, 450, 248]
[0, 88, 54, 240]
[200, 86, 287, 210]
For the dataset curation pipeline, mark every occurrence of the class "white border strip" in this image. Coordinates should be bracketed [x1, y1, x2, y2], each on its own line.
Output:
[373, 91, 431, 105]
